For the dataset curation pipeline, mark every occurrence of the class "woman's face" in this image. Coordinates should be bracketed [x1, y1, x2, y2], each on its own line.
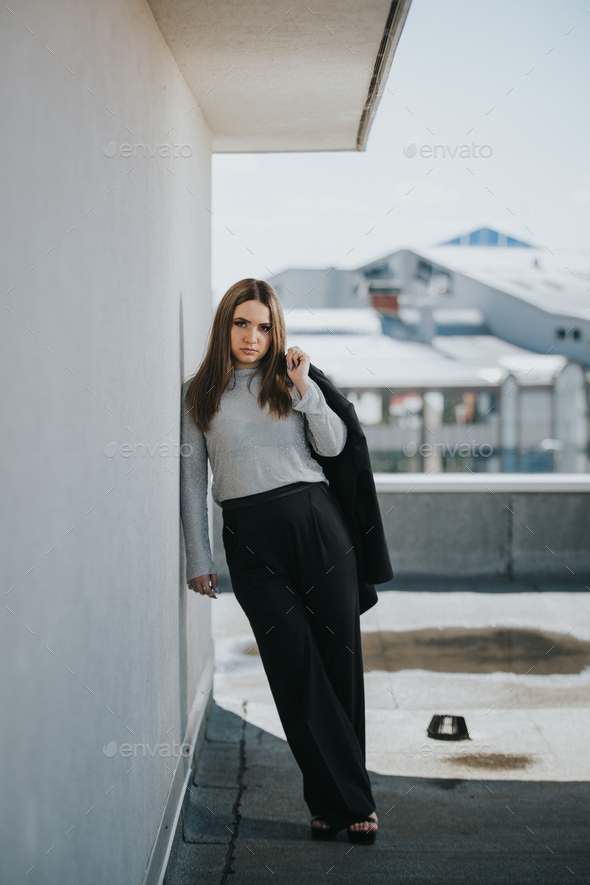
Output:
[230, 300, 273, 369]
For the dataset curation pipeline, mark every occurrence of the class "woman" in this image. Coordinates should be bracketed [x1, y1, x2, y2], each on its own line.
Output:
[180, 278, 378, 843]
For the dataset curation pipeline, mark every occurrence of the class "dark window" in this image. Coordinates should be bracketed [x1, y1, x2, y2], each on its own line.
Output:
[556, 327, 581, 340]
[519, 451, 553, 473]
[440, 392, 496, 425]
[416, 259, 433, 282]
[364, 262, 390, 280]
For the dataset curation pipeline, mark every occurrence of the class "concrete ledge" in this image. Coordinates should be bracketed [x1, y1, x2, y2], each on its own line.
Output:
[378, 487, 590, 580]
[142, 642, 215, 885]
[374, 473, 590, 493]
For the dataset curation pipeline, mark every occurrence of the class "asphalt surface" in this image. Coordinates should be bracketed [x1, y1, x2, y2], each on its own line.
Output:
[164, 701, 590, 885]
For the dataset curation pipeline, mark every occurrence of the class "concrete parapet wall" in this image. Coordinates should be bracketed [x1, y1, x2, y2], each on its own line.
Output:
[213, 475, 590, 585]
[375, 475, 590, 580]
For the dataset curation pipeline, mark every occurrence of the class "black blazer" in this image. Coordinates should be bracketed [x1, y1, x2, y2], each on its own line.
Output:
[306, 363, 394, 614]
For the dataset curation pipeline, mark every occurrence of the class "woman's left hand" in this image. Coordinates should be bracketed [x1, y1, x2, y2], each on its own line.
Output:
[285, 346, 311, 393]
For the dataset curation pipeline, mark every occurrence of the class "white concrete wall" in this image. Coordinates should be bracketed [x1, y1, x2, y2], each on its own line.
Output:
[0, 1, 213, 882]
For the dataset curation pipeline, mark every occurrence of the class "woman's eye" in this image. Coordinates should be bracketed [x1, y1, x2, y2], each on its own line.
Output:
[235, 321, 271, 331]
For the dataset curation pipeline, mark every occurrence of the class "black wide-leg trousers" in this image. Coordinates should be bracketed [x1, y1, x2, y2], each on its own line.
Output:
[221, 479, 376, 833]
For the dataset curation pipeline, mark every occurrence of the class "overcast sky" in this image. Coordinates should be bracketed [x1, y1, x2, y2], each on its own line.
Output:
[211, 0, 590, 302]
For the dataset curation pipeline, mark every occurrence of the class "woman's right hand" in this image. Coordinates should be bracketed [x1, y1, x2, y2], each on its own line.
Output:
[188, 574, 219, 599]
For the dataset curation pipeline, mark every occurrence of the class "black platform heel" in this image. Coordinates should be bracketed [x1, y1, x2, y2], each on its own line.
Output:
[310, 815, 337, 840]
[347, 813, 378, 845]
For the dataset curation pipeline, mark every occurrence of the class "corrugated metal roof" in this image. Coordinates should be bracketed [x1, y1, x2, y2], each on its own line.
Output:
[421, 245, 590, 321]
[286, 332, 501, 388]
[399, 307, 487, 328]
[432, 336, 567, 385]
[285, 312, 566, 388]
[285, 308, 382, 335]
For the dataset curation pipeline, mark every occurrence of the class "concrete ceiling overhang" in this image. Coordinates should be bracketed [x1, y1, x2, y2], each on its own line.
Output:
[146, 0, 412, 152]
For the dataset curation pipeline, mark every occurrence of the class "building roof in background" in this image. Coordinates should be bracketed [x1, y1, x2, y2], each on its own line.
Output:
[285, 309, 566, 388]
[285, 308, 382, 335]
[146, 0, 412, 152]
[432, 336, 567, 386]
[287, 332, 490, 388]
[439, 228, 533, 248]
[420, 244, 590, 321]
[286, 331, 504, 389]
[399, 307, 487, 330]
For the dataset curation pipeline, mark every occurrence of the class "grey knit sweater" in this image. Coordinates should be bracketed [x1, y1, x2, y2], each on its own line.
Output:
[180, 366, 347, 581]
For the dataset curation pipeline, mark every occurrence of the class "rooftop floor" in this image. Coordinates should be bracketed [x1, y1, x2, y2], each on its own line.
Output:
[165, 586, 590, 883]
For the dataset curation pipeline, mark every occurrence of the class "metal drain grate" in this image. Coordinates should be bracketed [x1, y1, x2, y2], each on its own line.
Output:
[427, 714, 471, 741]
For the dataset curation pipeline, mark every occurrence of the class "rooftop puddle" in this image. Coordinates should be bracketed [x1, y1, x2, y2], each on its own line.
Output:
[359, 627, 590, 675]
[442, 753, 535, 771]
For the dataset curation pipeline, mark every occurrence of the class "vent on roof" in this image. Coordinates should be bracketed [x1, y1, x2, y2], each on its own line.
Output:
[427, 714, 471, 741]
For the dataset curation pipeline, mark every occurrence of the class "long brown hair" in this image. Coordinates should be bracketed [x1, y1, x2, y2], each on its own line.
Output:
[185, 279, 293, 432]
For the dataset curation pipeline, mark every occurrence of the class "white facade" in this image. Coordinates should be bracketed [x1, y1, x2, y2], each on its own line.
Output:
[554, 362, 590, 473]
[1, 2, 214, 883]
